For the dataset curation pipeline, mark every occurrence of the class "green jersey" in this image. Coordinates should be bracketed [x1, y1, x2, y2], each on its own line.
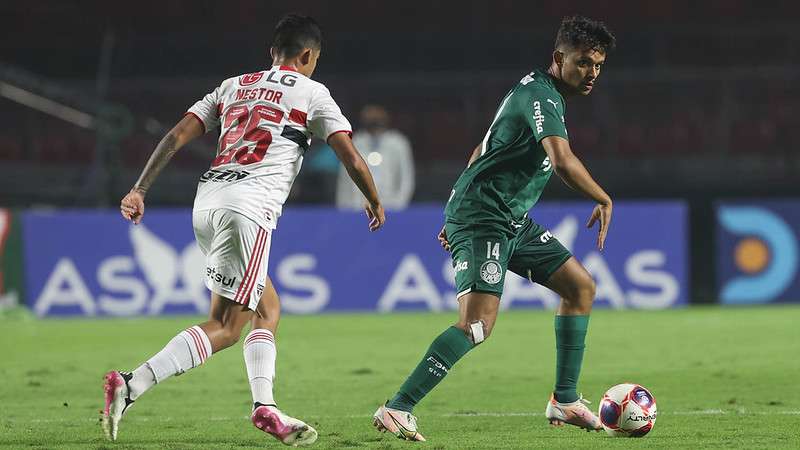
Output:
[445, 69, 568, 226]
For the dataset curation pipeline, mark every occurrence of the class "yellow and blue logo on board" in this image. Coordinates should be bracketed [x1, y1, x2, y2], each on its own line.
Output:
[717, 203, 800, 304]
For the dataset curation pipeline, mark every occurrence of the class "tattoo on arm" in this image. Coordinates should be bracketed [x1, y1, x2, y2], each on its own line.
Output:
[133, 133, 179, 193]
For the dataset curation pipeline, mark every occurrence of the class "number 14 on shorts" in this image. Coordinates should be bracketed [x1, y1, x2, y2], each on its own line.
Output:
[486, 241, 500, 260]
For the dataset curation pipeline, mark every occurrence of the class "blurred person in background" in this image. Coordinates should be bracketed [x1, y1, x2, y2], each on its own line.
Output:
[336, 105, 415, 210]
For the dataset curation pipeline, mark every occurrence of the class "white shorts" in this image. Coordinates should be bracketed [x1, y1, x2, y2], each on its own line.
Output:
[192, 208, 272, 310]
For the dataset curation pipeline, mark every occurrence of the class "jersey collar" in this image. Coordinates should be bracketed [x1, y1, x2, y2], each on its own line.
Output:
[273, 65, 299, 73]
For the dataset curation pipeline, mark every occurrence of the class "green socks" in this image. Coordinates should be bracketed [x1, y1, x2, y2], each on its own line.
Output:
[553, 314, 590, 403]
[385, 316, 588, 412]
[386, 326, 474, 412]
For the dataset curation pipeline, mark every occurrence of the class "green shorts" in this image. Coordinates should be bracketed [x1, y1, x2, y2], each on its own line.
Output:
[446, 218, 572, 298]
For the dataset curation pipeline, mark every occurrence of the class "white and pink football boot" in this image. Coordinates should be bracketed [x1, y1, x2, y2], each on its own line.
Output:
[545, 393, 602, 431]
[372, 404, 426, 442]
[101, 371, 135, 441]
[251, 405, 318, 447]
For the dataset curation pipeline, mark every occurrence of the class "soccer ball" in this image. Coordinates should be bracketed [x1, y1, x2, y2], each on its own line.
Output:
[598, 383, 657, 437]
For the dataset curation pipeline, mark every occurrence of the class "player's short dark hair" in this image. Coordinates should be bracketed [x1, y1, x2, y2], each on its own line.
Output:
[272, 14, 322, 58]
[554, 16, 615, 54]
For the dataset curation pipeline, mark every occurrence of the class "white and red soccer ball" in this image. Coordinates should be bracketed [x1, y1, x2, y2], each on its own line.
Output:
[598, 383, 657, 437]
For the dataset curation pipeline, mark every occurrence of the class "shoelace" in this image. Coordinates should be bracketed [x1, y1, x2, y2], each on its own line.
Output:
[405, 413, 418, 429]
[574, 395, 599, 425]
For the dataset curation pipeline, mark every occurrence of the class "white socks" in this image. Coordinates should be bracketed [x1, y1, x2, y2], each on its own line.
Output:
[243, 329, 277, 406]
[129, 326, 213, 400]
[128, 364, 156, 400]
[126, 326, 276, 407]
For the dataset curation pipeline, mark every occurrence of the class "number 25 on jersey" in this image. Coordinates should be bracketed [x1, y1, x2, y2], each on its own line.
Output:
[212, 105, 285, 167]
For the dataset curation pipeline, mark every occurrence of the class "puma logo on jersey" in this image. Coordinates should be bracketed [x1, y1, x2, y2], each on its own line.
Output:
[532, 101, 544, 133]
[547, 99, 559, 109]
[199, 169, 251, 183]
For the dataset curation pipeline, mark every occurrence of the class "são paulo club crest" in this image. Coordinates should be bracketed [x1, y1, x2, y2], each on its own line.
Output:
[480, 260, 503, 284]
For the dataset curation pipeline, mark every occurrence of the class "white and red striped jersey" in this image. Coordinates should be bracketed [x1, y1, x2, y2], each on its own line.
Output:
[187, 65, 352, 230]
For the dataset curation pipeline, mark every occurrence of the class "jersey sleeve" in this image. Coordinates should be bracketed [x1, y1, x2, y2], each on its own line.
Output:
[524, 88, 568, 142]
[307, 85, 352, 141]
[186, 85, 222, 134]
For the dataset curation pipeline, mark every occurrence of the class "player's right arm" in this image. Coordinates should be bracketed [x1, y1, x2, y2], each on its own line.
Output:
[328, 132, 385, 231]
[523, 86, 612, 250]
[541, 136, 612, 250]
[122, 82, 222, 224]
[120, 115, 204, 224]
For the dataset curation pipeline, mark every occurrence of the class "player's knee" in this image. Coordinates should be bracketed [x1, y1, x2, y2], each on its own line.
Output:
[252, 316, 278, 333]
[217, 328, 242, 349]
[574, 279, 596, 307]
[457, 319, 493, 345]
[561, 277, 596, 309]
[582, 278, 596, 303]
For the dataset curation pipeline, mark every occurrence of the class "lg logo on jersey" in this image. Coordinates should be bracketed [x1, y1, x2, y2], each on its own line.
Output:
[239, 71, 298, 87]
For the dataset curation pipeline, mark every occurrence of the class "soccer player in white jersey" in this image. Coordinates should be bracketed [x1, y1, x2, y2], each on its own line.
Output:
[102, 15, 385, 446]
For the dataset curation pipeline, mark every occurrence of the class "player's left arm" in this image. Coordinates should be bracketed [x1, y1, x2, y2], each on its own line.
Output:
[438, 142, 483, 252]
[120, 115, 204, 224]
[328, 132, 385, 231]
[309, 85, 385, 231]
[541, 136, 612, 250]
[466, 143, 482, 167]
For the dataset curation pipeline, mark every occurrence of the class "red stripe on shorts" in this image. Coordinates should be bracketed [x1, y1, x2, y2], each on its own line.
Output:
[239, 231, 267, 306]
[235, 229, 266, 304]
[243, 229, 268, 304]
[238, 230, 267, 305]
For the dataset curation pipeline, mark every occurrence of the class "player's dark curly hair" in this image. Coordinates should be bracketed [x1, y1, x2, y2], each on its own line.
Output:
[272, 14, 322, 58]
[554, 16, 616, 54]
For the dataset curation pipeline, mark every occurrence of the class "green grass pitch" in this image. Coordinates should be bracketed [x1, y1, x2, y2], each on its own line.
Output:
[2, 305, 799, 449]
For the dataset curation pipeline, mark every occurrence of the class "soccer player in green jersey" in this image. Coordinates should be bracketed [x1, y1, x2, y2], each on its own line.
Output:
[373, 16, 616, 441]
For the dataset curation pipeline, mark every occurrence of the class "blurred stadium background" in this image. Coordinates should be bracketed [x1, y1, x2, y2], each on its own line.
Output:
[2, 0, 799, 312]
[1, 1, 800, 447]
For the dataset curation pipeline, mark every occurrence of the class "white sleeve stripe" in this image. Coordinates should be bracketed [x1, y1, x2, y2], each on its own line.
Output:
[326, 129, 353, 142]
